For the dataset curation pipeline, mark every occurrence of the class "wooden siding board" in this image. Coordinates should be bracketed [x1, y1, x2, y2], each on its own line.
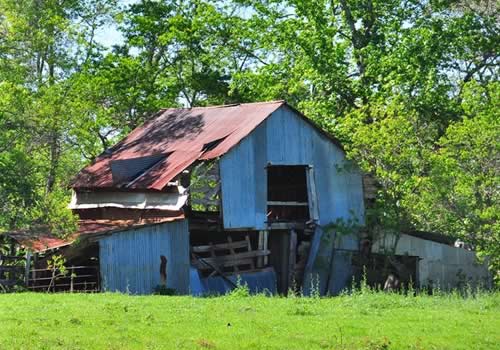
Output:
[98, 220, 189, 294]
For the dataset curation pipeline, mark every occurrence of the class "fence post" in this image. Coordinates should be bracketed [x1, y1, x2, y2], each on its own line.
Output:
[24, 252, 32, 287]
[96, 266, 100, 292]
[70, 266, 74, 293]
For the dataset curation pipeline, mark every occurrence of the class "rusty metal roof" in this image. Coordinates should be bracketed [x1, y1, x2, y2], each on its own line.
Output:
[72, 100, 343, 191]
[9, 214, 184, 252]
[72, 101, 287, 191]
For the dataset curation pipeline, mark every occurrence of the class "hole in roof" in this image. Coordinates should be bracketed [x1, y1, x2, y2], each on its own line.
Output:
[110, 153, 169, 186]
[202, 136, 227, 153]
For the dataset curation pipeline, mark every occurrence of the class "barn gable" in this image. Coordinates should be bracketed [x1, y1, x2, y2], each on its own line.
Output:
[219, 103, 364, 232]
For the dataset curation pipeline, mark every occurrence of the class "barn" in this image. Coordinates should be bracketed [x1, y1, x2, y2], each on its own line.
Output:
[3, 101, 489, 294]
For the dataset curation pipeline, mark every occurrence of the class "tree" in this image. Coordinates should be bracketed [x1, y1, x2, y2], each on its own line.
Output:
[0, 0, 117, 234]
[412, 82, 499, 279]
[227, 0, 499, 274]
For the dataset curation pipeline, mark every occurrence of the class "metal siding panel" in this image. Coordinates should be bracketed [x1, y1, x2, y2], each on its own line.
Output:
[327, 250, 354, 295]
[220, 135, 257, 229]
[253, 123, 268, 230]
[98, 220, 189, 294]
[302, 226, 332, 296]
[220, 105, 364, 232]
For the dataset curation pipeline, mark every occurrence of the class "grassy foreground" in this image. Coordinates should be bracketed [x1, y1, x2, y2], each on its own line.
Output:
[0, 291, 498, 350]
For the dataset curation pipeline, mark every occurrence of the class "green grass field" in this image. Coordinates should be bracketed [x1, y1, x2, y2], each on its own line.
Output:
[0, 291, 498, 350]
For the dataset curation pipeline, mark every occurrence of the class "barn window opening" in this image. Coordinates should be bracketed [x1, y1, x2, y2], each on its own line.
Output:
[267, 165, 310, 222]
[188, 160, 221, 213]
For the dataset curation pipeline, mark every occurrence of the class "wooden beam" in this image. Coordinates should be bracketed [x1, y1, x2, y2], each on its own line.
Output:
[193, 258, 256, 271]
[191, 240, 248, 253]
[257, 231, 264, 268]
[191, 249, 270, 269]
[245, 235, 255, 270]
[266, 222, 306, 230]
[227, 236, 239, 273]
[24, 251, 31, 286]
[267, 201, 309, 206]
[263, 231, 269, 266]
[288, 229, 297, 293]
[306, 166, 319, 221]
[257, 231, 269, 268]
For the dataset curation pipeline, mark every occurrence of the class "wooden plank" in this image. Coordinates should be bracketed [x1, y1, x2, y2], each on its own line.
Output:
[206, 242, 217, 276]
[191, 240, 248, 253]
[31, 253, 38, 284]
[257, 231, 264, 268]
[192, 258, 255, 270]
[28, 274, 97, 282]
[245, 235, 255, 269]
[25, 252, 31, 286]
[267, 201, 309, 206]
[225, 266, 274, 276]
[267, 222, 305, 230]
[263, 231, 269, 266]
[28, 266, 98, 273]
[288, 229, 297, 292]
[227, 236, 239, 272]
[306, 166, 319, 221]
[191, 249, 270, 268]
[27, 281, 98, 289]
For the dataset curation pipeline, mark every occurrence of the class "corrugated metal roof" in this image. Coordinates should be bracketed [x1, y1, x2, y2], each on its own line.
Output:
[71, 101, 288, 191]
[8, 214, 184, 252]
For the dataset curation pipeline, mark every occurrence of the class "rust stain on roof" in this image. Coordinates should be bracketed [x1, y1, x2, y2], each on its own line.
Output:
[9, 214, 184, 252]
[72, 101, 286, 191]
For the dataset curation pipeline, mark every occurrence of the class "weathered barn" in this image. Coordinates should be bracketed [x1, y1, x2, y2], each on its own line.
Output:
[2, 101, 490, 294]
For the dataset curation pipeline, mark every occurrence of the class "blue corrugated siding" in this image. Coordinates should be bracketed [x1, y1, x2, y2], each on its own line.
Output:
[98, 220, 189, 294]
[190, 267, 277, 296]
[220, 105, 364, 230]
[219, 105, 365, 295]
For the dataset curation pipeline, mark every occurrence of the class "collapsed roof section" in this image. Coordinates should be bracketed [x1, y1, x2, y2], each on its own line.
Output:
[9, 214, 185, 252]
[71, 101, 286, 191]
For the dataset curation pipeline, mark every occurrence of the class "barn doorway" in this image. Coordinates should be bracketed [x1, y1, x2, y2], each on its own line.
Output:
[266, 165, 317, 294]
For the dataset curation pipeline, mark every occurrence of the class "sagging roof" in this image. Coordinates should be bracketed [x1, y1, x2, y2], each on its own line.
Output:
[404, 230, 457, 246]
[72, 101, 342, 191]
[8, 214, 184, 252]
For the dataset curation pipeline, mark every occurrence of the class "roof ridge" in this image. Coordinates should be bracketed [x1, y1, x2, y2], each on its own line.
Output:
[160, 100, 286, 111]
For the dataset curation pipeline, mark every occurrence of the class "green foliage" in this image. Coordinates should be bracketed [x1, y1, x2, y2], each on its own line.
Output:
[153, 285, 177, 296]
[47, 254, 68, 276]
[227, 277, 251, 298]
